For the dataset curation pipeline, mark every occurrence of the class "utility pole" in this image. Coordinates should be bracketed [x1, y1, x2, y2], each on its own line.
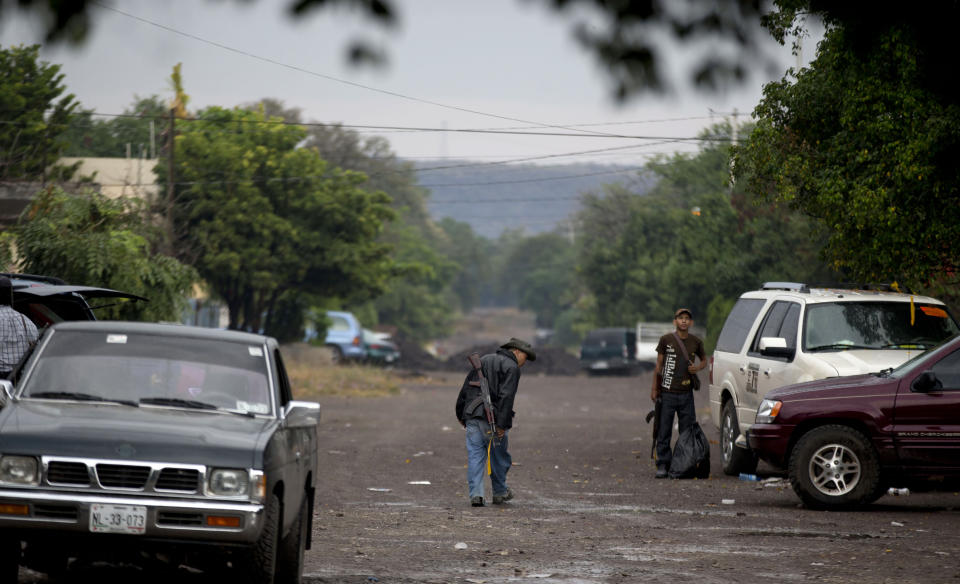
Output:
[166, 108, 175, 255]
[728, 108, 739, 193]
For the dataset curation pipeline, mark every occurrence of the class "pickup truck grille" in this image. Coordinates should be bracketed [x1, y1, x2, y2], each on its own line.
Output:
[41, 457, 206, 495]
[96, 464, 151, 489]
[156, 468, 201, 492]
[47, 461, 91, 485]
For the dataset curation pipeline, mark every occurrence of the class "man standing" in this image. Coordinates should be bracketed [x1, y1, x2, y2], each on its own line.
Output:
[651, 308, 705, 478]
[0, 276, 38, 378]
[455, 337, 536, 507]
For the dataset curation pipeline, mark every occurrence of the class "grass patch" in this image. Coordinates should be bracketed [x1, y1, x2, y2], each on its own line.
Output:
[283, 343, 401, 398]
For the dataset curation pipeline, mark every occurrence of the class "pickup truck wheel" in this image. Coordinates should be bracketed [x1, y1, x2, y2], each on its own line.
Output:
[327, 345, 344, 365]
[241, 493, 280, 584]
[789, 425, 880, 509]
[276, 495, 308, 584]
[0, 537, 19, 582]
[720, 401, 758, 476]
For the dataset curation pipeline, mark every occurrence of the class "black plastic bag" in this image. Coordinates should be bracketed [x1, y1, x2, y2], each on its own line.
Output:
[668, 423, 710, 479]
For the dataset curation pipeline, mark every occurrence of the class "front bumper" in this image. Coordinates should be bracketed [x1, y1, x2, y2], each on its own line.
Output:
[0, 489, 264, 544]
[746, 424, 795, 470]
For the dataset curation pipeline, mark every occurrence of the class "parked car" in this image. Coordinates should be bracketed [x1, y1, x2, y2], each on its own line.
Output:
[323, 310, 366, 364]
[0, 321, 319, 580]
[5, 272, 146, 329]
[580, 327, 638, 375]
[362, 329, 401, 365]
[709, 282, 958, 476]
[748, 333, 960, 509]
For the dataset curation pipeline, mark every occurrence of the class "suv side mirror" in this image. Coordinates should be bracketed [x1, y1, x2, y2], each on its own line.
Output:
[759, 337, 795, 359]
[283, 400, 321, 424]
[0, 380, 14, 408]
[911, 370, 942, 393]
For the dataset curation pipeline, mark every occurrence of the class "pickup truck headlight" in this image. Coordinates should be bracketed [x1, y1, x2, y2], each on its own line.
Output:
[755, 399, 783, 424]
[207, 469, 250, 497]
[0, 455, 40, 485]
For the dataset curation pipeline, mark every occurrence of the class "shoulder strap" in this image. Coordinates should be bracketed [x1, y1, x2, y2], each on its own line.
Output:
[671, 332, 692, 362]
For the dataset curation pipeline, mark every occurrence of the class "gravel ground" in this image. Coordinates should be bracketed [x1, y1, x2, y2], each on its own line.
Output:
[19, 361, 960, 583]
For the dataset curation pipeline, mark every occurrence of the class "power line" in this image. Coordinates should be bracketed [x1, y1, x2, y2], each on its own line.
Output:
[88, 2, 666, 140]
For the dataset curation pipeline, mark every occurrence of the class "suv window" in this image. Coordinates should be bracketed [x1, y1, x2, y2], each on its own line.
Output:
[328, 316, 350, 331]
[715, 298, 765, 353]
[585, 330, 625, 345]
[749, 301, 801, 356]
[803, 301, 959, 351]
[931, 349, 960, 389]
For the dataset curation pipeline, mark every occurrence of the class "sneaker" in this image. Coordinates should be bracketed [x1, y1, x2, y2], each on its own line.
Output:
[655, 468, 668, 479]
[492, 489, 514, 504]
[470, 496, 484, 507]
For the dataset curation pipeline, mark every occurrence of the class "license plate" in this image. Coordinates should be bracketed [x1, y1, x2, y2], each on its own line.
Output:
[592, 361, 609, 369]
[90, 503, 147, 534]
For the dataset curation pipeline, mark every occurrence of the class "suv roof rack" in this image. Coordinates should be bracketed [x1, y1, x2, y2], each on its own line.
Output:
[761, 282, 810, 293]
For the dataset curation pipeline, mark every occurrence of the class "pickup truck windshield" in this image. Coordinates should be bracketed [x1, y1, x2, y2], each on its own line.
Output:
[20, 330, 272, 416]
[803, 301, 959, 352]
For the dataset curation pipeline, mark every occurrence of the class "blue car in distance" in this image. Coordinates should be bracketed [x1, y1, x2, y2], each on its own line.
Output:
[323, 310, 366, 364]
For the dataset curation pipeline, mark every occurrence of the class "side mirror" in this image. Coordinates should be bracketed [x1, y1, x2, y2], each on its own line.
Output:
[759, 337, 795, 359]
[283, 400, 321, 423]
[911, 370, 942, 393]
[0, 380, 15, 407]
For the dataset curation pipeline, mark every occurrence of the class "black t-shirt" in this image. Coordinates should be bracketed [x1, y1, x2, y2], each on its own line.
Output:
[656, 332, 705, 391]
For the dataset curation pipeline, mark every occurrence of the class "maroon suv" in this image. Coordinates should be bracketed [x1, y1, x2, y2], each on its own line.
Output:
[748, 334, 960, 509]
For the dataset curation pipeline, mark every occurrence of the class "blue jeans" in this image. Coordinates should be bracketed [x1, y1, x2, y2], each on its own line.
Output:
[656, 391, 696, 469]
[465, 418, 511, 499]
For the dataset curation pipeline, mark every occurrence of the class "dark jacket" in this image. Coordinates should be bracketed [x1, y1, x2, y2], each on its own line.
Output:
[455, 348, 522, 429]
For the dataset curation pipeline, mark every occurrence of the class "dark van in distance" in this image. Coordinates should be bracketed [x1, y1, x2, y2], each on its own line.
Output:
[580, 327, 638, 375]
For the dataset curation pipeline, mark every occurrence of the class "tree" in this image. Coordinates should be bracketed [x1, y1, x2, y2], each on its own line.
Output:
[62, 96, 167, 158]
[576, 123, 834, 346]
[164, 105, 396, 336]
[0, 186, 197, 321]
[250, 98, 462, 341]
[739, 16, 960, 292]
[502, 231, 576, 329]
[0, 44, 79, 181]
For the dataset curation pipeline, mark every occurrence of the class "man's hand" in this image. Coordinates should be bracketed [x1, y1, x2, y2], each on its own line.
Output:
[650, 387, 659, 401]
[496, 427, 505, 439]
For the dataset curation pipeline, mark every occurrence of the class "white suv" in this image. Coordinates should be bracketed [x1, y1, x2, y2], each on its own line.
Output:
[709, 282, 959, 475]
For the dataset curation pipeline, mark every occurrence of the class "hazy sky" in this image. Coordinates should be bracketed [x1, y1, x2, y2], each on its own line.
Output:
[1, 0, 816, 166]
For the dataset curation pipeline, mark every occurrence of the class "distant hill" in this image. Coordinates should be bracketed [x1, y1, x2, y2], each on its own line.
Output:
[411, 161, 653, 239]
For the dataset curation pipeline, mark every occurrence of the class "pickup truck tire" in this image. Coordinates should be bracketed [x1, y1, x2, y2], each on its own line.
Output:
[276, 495, 308, 584]
[789, 425, 881, 509]
[720, 400, 758, 476]
[243, 493, 280, 584]
[0, 536, 19, 581]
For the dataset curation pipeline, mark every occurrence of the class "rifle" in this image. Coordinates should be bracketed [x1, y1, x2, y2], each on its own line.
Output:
[645, 397, 662, 459]
[467, 352, 498, 444]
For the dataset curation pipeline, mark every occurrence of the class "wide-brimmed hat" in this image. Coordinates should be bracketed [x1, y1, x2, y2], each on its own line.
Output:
[500, 337, 537, 361]
[674, 308, 693, 319]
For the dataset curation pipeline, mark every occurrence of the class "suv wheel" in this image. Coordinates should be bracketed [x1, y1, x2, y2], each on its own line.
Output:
[327, 345, 344, 365]
[720, 400, 758, 476]
[789, 425, 880, 509]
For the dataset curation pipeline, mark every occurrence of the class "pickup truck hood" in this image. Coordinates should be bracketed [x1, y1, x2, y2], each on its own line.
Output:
[767, 372, 897, 400]
[0, 400, 275, 469]
[809, 348, 921, 377]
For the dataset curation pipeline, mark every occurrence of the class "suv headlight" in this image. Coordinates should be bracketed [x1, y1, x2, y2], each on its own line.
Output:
[0, 455, 40, 485]
[755, 399, 782, 424]
[207, 468, 250, 497]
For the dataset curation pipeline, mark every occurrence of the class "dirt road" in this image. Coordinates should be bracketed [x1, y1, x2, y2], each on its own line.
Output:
[307, 369, 960, 584]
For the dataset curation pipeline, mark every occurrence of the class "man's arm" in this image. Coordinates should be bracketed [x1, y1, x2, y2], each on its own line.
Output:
[494, 366, 520, 431]
[651, 352, 664, 401]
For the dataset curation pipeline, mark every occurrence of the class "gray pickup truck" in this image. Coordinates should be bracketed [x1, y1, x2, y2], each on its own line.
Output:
[0, 321, 319, 582]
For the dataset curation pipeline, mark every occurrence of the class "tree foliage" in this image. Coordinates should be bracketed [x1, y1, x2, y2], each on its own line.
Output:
[164, 105, 396, 337]
[0, 186, 197, 321]
[62, 96, 167, 158]
[576, 123, 835, 349]
[0, 44, 79, 181]
[739, 12, 960, 292]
